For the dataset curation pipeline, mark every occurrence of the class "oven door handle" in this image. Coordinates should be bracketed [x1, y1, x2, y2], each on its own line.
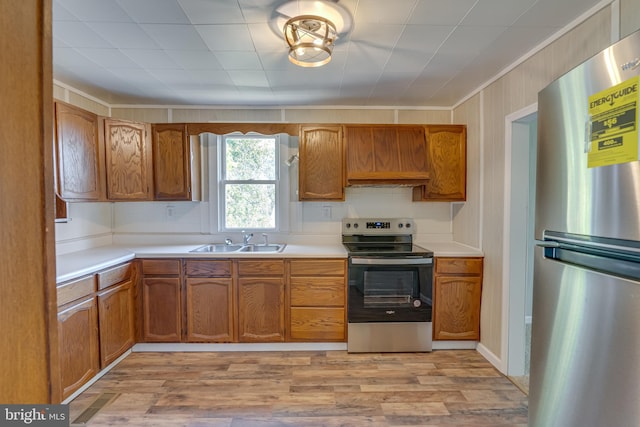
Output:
[350, 257, 433, 266]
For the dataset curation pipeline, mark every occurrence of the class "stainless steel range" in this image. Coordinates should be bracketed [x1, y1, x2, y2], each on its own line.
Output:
[342, 218, 433, 353]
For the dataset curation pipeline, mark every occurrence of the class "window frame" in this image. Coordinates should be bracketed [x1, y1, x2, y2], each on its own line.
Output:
[217, 133, 282, 232]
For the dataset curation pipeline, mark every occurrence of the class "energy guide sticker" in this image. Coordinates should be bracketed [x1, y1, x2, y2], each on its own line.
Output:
[587, 76, 640, 168]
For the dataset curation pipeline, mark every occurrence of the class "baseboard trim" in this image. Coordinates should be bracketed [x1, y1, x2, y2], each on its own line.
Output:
[132, 342, 348, 352]
[476, 342, 506, 374]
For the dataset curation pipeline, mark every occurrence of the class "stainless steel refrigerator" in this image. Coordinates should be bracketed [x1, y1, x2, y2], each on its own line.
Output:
[530, 30, 640, 426]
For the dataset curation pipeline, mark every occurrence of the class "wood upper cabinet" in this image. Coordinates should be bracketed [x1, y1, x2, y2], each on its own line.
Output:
[54, 101, 104, 201]
[413, 125, 467, 201]
[104, 118, 152, 200]
[433, 257, 483, 340]
[345, 125, 429, 185]
[152, 123, 201, 201]
[57, 296, 99, 400]
[298, 125, 344, 200]
[184, 260, 234, 342]
[141, 259, 182, 342]
[288, 259, 346, 342]
[237, 260, 285, 342]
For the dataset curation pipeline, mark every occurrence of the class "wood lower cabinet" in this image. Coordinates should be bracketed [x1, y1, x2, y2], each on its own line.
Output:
[58, 296, 99, 400]
[298, 125, 344, 200]
[413, 125, 467, 201]
[185, 260, 234, 342]
[237, 260, 285, 342]
[433, 257, 483, 340]
[97, 279, 135, 368]
[141, 259, 182, 342]
[288, 259, 346, 341]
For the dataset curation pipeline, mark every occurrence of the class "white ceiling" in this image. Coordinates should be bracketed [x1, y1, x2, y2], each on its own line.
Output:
[52, 0, 606, 107]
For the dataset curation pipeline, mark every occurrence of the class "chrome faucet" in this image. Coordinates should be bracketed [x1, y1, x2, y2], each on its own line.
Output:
[242, 231, 253, 245]
[261, 233, 269, 246]
[224, 237, 233, 245]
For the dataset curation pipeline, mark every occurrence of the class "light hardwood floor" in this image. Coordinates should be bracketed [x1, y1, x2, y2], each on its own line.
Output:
[69, 350, 528, 426]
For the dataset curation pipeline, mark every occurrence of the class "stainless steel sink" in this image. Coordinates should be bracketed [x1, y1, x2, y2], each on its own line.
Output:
[238, 244, 286, 253]
[190, 244, 243, 253]
[190, 243, 286, 253]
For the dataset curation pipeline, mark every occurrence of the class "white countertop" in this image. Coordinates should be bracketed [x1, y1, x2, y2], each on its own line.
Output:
[56, 241, 483, 283]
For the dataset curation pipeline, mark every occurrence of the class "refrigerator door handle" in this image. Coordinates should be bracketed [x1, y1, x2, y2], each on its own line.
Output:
[535, 240, 560, 248]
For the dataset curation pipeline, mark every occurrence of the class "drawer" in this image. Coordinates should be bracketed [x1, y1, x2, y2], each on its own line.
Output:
[290, 277, 345, 306]
[185, 260, 232, 277]
[435, 257, 483, 275]
[290, 307, 345, 341]
[141, 259, 181, 276]
[237, 260, 284, 276]
[57, 275, 96, 306]
[289, 259, 345, 276]
[97, 262, 132, 290]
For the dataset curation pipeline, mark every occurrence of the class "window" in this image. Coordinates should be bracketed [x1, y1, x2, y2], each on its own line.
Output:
[219, 134, 280, 231]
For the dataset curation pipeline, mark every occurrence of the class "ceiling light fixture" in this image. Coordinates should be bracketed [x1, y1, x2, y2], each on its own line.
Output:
[283, 15, 336, 67]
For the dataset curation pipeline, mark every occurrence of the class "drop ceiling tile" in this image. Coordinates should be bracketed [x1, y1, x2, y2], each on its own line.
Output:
[215, 52, 263, 70]
[186, 69, 234, 86]
[140, 24, 209, 50]
[178, 0, 245, 24]
[53, 21, 114, 48]
[437, 25, 508, 55]
[52, 0, 78, 21]
[461, 0, 536, 26]
[514, 0, 602, 27]
[195, 24, 256, 51]
[105, 68, 165, 87]
[120, 49, 180, 69]
[395, 25, 455, 54]
[165, 50, 223, 69]
[353, 0, 418, 24]
[229, 71, 270, 87]
[76, 48, 140, 68]
[115, 0, 190, 24]
[53, 47, 104, 68]
[408, 0, 476, 25]
[383, 49, 432, 73]
[55, 0, 132, 22]
[87, 23, 160, 49]
[349, 23, 406, 49]
[248, 23, 286, 51]
[237, 0, 277, 23]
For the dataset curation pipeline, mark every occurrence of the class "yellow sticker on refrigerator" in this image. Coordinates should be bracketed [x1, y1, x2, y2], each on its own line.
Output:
[587, 76, 639, 168]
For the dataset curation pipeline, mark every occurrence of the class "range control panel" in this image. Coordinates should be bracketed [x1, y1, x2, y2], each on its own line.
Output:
[342, 218, 414, 235]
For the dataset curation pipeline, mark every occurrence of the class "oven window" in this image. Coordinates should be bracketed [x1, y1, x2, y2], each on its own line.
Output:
[363, 270, 415, 307]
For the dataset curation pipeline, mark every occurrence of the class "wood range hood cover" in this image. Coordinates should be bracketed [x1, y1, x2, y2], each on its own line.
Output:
[344, 125, 430, 186]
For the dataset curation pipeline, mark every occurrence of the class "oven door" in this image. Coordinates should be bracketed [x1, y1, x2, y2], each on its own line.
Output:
[348, 256, 433, 323]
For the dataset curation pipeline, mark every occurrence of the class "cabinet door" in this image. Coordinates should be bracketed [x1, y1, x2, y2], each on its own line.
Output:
[238, 278, 284, 342]
[142, 277, 182, 342]
[152, 123, 195, 201]
[299, 126, 344, 200]
[58, 297, 99, 400]
[414, 125, 467, 201]
[433, 275, 482, 340]
[104, 119, 152, 200]
[54, 102, 103, 200]
[185, 278, 234, 342]
[345, 125, 429, 182]
[97, 280, 135, 368]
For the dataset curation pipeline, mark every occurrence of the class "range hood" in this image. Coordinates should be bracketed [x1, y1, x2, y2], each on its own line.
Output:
[344, 125, 430, 186]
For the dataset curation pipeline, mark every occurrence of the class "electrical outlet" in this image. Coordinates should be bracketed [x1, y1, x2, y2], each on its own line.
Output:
[321, 205, 332, 219]
[166, 205, 175, 219]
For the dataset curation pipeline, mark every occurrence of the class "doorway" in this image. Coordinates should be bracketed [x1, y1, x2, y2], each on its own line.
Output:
[503, 105, 538, 393]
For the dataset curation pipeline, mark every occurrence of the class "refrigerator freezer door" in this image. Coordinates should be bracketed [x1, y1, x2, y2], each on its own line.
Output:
[536, 30, 640, 242]
[529, 252, 640, 427]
